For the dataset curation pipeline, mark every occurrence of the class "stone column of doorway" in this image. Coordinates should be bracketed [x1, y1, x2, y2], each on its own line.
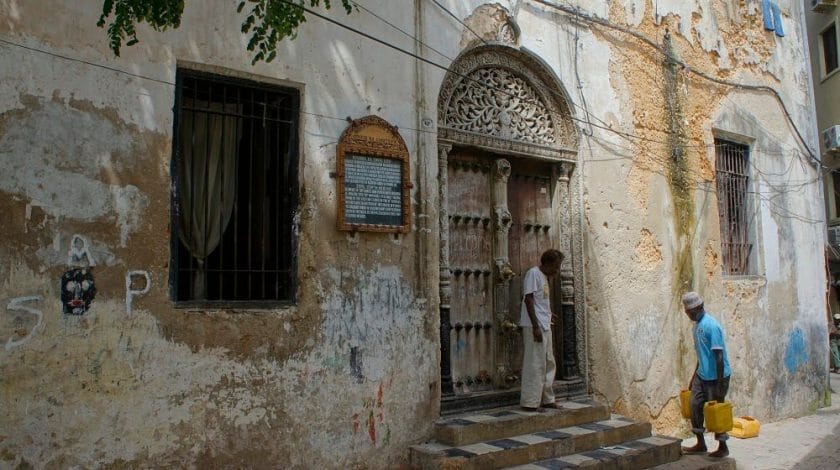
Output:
[438, 143, 454, 396]
[557, 161, 579, 379]
[491, 158, 516, 387]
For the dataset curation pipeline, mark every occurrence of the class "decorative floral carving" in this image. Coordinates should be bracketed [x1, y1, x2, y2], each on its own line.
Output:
[446, 68, 557, 145]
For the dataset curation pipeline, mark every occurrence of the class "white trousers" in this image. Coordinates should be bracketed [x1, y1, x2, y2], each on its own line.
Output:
[520, 326, 557, 408]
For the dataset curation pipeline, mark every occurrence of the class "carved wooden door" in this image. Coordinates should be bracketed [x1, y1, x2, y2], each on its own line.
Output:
[447, 152, 495, 394]
[506, 164, 558, 376]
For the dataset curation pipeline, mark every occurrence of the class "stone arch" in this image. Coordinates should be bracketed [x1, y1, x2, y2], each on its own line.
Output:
[437, 44, 579, 159]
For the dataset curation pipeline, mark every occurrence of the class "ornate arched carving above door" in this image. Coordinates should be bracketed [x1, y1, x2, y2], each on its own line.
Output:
[437, 45, 579, 160]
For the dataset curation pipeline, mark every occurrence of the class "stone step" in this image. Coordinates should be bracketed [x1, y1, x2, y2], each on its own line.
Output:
[504, 436, 682, 469]
[409, 414, 652, 470]
[441, 379, 587, 416]
[650, 454, 736, 469]
[434, 398, 611, 446]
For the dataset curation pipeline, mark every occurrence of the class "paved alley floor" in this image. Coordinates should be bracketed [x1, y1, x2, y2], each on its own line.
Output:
[682, 373, 840, 469]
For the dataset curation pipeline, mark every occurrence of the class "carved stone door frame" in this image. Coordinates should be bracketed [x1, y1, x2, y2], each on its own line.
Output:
[436, 45, 586, 399]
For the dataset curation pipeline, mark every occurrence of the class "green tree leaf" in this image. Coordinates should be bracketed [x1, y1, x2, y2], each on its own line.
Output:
[99, 0, 355, 62]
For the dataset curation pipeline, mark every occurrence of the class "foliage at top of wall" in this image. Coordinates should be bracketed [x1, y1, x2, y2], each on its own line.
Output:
[97, 0, 355, 64]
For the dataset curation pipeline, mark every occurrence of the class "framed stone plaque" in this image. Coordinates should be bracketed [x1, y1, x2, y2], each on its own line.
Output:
[336, 116, 411, 233]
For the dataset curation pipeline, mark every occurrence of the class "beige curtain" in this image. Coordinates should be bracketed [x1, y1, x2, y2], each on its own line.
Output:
[178, 103, 240, 298]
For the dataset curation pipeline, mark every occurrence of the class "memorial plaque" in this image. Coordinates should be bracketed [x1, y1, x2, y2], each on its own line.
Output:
[344, 155, 403, 226]
[336, 116, 410, 233]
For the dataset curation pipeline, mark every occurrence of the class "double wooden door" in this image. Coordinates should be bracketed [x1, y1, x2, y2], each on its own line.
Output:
[447, 149, 558, 394]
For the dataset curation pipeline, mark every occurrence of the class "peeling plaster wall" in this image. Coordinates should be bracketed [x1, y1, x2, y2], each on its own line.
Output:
[445, 0, 826, 437]
[559, 0, 827, 437]
[0, 0, 827, 467]
[1, 1, 438, 468]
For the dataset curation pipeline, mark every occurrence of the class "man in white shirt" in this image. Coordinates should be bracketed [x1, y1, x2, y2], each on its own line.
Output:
[519, 249, 564, 411]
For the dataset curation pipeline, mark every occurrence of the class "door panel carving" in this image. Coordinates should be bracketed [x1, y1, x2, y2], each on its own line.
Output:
[448, 156, 495, 393]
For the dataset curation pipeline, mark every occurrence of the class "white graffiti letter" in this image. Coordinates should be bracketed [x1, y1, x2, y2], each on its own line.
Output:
[68, 234, 96, 266]
[125, 271, 151, 315]
[5, 296, 43, 350]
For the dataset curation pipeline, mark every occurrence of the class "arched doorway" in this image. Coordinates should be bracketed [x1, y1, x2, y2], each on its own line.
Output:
[436, 45, 585, 412]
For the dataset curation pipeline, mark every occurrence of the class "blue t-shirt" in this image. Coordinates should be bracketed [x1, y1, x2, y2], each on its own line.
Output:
[693, 312, 731, 381]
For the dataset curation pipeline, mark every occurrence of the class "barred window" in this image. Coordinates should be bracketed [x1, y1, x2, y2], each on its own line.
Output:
[171, 70, 299, 305]
[714, 139, 752, 276]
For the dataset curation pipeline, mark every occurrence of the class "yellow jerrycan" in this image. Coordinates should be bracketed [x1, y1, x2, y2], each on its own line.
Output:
[730, 416, 760, 438]
[703, 400, 733, 433]
[679, 390, 692, 418]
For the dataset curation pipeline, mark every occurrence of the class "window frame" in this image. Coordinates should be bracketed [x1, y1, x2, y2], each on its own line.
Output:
[820, 20, 839, 80]
[827, 166, 840, 225]
[713, 137, 756, 277]
[169, 67, 301, 309]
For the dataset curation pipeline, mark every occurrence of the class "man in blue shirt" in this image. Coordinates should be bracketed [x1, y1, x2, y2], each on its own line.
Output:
[681, 291, 732, 458]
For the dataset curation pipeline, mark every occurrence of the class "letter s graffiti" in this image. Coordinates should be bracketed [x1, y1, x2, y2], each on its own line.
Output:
[5, 296, 44, 350]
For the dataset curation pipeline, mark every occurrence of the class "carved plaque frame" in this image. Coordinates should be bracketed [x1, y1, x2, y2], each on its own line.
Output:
[336, 115, 411, 233]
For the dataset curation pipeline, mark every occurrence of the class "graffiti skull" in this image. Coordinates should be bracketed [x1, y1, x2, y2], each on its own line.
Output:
[61, 269, 96, 315]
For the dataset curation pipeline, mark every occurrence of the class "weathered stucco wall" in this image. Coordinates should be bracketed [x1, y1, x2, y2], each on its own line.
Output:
[564, 0, 828, 436]
[0, 0, 828, 467]
[1, 1, 439, 468]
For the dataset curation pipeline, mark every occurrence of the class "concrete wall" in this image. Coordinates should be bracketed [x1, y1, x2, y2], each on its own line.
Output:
[806, 3, 840, 138]
[0, 0, 828, 467]
[806, 0, 840, 369]
[572, 0, 828, 434]
[0, 1, 439, 468]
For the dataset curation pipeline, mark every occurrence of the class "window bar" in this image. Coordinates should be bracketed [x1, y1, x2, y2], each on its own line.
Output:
[261, 106, 268, 300]
[247, 87, 256, 299]
[202, 80, 214, 299]
[282, 121, 293, 300]
[734, 147, 742, 275]
[720, 143, 735, 274]
[171, 74, 184, 301]
[219, 83, 228, 299]
[282, 109, 289, 300]
[737, 184, 743, 271]
[741, 147, 749, 275]
[275, 117, 283, 300]
[731, 145, 736, 273]
[187, 78, 199, 299]
[233, 84, 242, 300]
[219, 82, 231, 299]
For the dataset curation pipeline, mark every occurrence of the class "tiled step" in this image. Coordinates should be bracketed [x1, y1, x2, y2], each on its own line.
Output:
[504, 436, 681, 469]
[434, 399, 611, 446]
[410, 414, 652, 470]
[441, 379, 587, 415]
[650, 454, 736, 469]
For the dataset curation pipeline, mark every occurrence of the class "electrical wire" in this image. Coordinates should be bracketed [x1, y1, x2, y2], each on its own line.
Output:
[532, 0, 819, 163]
[0, 37, 174, 86]
[2, 2, 833, 222]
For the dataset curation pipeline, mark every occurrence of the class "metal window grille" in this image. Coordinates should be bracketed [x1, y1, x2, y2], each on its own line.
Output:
[714, 139, 752, 276]
[171, 70, 299, 304]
